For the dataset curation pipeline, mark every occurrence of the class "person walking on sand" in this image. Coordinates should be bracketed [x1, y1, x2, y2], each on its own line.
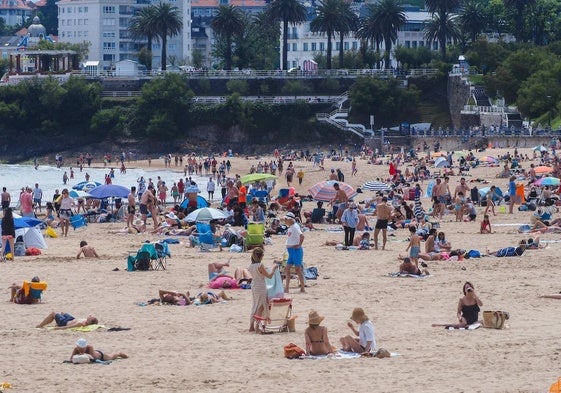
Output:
[484, 186, 499, 216]
[284, 212, 305, 293]
[127, 186, 136, 228]
[373, 197, 392, 250]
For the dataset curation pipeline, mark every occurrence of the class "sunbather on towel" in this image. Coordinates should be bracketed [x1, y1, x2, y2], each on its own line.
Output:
[399, 257, 429, 276]
[70, 338, 127, 363]
[305, 310, 334, 356]
[432, 282, 483, 329]
[36, 311, 98, 329]
[149, 290, 232, 305]
[487, 240, 526, 257]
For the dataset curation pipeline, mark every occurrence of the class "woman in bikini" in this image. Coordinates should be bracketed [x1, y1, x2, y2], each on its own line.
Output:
[70, 338, 128, 363]
[432, 282, 483, 328]
[304, 310, 334, 356]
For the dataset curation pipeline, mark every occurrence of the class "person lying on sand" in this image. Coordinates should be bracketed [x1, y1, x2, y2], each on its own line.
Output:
[432, 282, 482, 329]
[37, 312, 98, 329]
[487, 240, 526, 257]
[399, 257, 429, 276]
[148, 290, 232, 306]
[70, 338, 128, 363]
[539, 293, 561, 299]
[76, 241, 99, 259]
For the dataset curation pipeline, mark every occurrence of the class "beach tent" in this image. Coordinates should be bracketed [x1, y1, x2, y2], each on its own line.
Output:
[0, 225, 47, 250]
[180, 195, 209, 210]
[434, 157, 449, 168]
[478, 187, 503, 201]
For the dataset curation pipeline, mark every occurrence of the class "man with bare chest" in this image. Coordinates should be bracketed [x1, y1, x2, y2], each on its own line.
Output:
[374, 197, 392, 250]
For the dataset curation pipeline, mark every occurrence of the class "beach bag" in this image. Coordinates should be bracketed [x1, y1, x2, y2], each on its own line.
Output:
[25, 247, 41, 256]
[304, 266, 319, 280]
[46, 226, 58, 238]
[464, 250, 481, 259]
[284, 343, 305, 359]
[14, 240, 26, 257]
[482, 311, 509, 329]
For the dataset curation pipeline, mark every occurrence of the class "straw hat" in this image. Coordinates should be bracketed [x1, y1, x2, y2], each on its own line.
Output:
[350, 307, 367, 322]
[307, 310, 324, 325]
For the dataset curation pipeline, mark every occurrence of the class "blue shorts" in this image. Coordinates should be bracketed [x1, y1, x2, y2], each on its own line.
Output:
[410, 246, 420, 258]
[54, 313, 75, 327]
[286, 247, 303, 267]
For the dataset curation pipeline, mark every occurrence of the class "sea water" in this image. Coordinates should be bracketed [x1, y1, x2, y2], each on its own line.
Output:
[0, 164, 213, 207]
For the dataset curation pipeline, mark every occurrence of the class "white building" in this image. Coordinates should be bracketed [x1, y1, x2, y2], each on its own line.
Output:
[284, 10, 436, 69]
[0, 0, 33, 27]
[57, 0, 192, 71]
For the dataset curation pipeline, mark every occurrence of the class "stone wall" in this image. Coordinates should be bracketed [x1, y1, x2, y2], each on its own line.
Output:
[447, 74, 472, 130]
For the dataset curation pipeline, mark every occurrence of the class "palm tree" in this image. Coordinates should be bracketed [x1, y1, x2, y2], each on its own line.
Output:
[503, 0, 536, 42]
[457, 0, 487, 44]
[424, 0, 460, 59]
[335, 1, 358, 68]
[310, 0, 343, 70]
[129, 6, 158, 70]
[267, 0, 307, 70]
[211, 5, 245, 70]
[356, 4, 384, 68]
[368, 0, 406, 69]
[153, 2, 182, 71]
[424, 12, 461, 58]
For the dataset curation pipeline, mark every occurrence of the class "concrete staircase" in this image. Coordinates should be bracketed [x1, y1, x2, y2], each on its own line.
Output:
[316, 91, 371, 138]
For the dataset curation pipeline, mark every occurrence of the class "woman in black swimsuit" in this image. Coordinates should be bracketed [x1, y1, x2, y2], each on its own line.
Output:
[70, 338, 128, 363]
[304, 310, 334, 356]
[432, 282, 483, 328]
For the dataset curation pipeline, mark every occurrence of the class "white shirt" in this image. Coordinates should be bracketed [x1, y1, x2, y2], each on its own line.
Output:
[207, 180, 215, 192]
[286, 222, 302, 247]
[359, 320, 376, 351]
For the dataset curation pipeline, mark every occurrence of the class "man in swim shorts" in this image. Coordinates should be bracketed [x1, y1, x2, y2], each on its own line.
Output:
[284, 212, 305, 293]
[373, 197, 392, 250]
[36, 311, 98, 329]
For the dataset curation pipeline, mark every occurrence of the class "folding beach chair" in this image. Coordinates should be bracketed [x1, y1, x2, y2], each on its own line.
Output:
[152, 243, 168, 270]
[127, 250, 151, 271]
[253, 298, 293, 333]
[245, 222, 264, 250]
[196, 223, 222, 252]
[70, 214, 87, 230]
[14, 280, 48, 304]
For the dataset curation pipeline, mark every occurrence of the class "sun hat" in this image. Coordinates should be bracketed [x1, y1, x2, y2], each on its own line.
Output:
[284, 212, 296, 220]
[76, 338, 87, 348]
[350, 307, 367, 322]
[307, 310, 324, 325]
[166, 212, 178, 220]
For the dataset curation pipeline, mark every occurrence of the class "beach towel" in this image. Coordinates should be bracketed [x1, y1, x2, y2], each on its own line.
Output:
[63, 358, 112, 365]
[387, 272, 430, 279]
[69, 324, 106, 332]
[266, 269, 284, 299]
[325, 227, 344, 232]
[160, 238, 180, 244]
[446, 322, 481, 330]
[300, 350, 400, 360]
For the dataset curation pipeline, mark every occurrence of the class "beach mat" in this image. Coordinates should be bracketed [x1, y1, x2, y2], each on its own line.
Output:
[446, 322, 481, 331]
[301, 350, 400, 360]
[387, 272, 431, 279]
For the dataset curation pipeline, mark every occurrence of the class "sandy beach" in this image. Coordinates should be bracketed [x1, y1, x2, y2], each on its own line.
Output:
[1, 147, 560, 393]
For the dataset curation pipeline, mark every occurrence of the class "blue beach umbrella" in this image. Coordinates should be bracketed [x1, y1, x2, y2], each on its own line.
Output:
[478, 187, 503, 201]
[88, 184, 129, 199]
[73, 181, 101, 191]
[3, 217, 43, 229]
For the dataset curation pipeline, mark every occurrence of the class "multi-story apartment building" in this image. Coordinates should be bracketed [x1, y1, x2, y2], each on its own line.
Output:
[57, 0, 191, 71]
[285, 8, 435, 70]
[0, 0, 33, 27]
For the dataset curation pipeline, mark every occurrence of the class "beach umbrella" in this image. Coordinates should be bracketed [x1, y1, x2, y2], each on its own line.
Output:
[185, 207, 228, 222]
[308, 180, 357, 202]
[88, 184, 129, 199]
[478, 187, 503, 201]
[535, 166, 553, 175]
[534, 177, 560, 186]
[480, 156, 497, 164]
[240, 173, 277, 185]
[69, 190, 91, 199]
[3, 216, 43, 229]
[533, 145, 548, 152]
[434, 157, 450, 168]
[72, 181, 101, 191]
[361, 181, 391, 192]
[180, 195, 209, 210]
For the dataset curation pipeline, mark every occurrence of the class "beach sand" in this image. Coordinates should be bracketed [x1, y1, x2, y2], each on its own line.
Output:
[1, 148, 560, 392]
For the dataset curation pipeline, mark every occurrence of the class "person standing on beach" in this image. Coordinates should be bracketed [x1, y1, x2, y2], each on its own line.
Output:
[127, 186, 136, 228]
[58, 189, 74, 237]
[284, 212, 305, 293]
[207, 177, 215, 200]
[32, 183, 43, 212]
[19, 187, 34, 218]
[341, 203, 359, 247]
[508, 175, 517, 214]
[248, 247, 279, 332]
[296, 169, 304, 185]
[329, 182, 348, 223]
[373, 197, 392, 250]
[1, 207, 16, 260]
[1, 187, 11, 210]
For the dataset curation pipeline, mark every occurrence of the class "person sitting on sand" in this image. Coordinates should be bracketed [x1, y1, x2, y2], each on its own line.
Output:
[36, 312, 98, 329]
[76, 240, 99, 259]
[480, 214, 492, 234]
[353, 232, 371, 250]
[432, 282, 483, 329]
[70, 338, 128, 363]
[487, 239, 527, 257]
[399, 257, 429, 276]
[305, 310, 334, 356]
[340, 307, 376, 354]
[9, 275, 44, 304]
[435, 232, 452, 252]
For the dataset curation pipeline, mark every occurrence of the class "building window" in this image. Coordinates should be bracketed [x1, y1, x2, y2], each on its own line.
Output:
[405, 40, 410, 48]
[103, 54, 114, 61]
[419, 41, 424, 47]
[335, 42, 339, 51]
[344, 42, 349, 50]
[84, 6, 88, 12]
[103, 6, 115, 13]
[319, 42, 325, 51]
[303, 43, 308, 51]
[352, 42, 357, 50]
[292, 43, 296, 51]
[102, 18, 116, 26]
[103, 31, 116, 38]
[412, 41, 417, 48]
[433, 41, 438, 50]
[311, 42, 316, 51]
[103, 42, 116, 50]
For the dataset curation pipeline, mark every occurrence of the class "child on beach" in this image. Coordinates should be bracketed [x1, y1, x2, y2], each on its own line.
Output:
[480, 215, 492, 234]
[405, 225, 421, 268]
[340, 307, 376, 354]
[76, 241, 99, 259]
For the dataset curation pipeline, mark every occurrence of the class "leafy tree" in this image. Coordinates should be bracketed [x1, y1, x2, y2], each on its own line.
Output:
[394, 46, 434, 69]
[240, 11, 280, 70]
[526, 0, 561, 45]
[35, 0, 58, 35]
[211, 5, 245, 70]
[90, 108, 127, 137]
[335, 1, 358, 69]
[516, 67, 560, 118]
[464, 39, 512, 74]
[485, 0, 511, 39]
[129, 6, 158, 70]
[424, 0, 460, 59]
[226, 79, 249, 95]
[191, 49, 204, 69]
[310, 0, 342, 70]
[267, 0, 307, 70]
[153, 2, 183, 71]
[133, 73, 193, 139]
[503, 0, 536, 42]
[356, 4, 383, 68]
[368, 0, 406, 69]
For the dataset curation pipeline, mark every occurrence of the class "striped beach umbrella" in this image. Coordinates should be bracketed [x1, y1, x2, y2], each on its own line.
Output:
[361, 181, 391, 192]
[535, 166, 553, 175]
[308, 180, 357, 202]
